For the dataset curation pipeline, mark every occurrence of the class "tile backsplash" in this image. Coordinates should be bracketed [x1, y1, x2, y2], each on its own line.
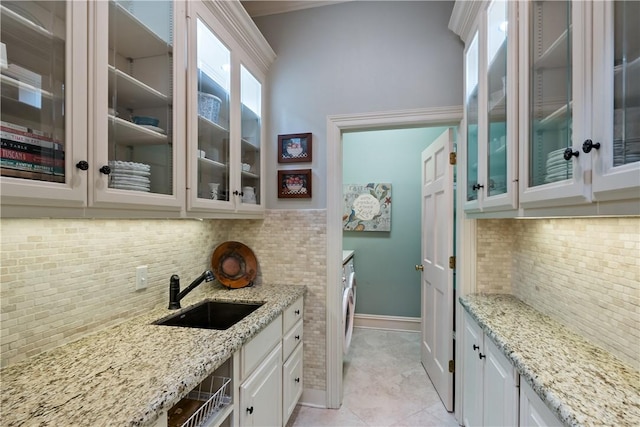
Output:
[0, 211, 328, 394]
[477, 217, 640, 369]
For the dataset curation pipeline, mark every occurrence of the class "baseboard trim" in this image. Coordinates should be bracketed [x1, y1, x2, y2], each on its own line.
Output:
[299, 388, 327, 408]
[353, 313, 421, 332]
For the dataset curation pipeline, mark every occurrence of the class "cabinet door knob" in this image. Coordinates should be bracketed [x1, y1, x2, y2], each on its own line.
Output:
[295, 309, 300, 315]
[295, 377, 300, 383]
[473, 344, 479, 351]
[563, 147, 579, 160]
[99, 165, 111, 175]
[295, 335, 300, 340]
[479, 353, 486, 360]
[472, 183, 484, 191]
[582, 139, 601, 153]
[76, 161, 89, 171]
[246, 406, 254, 414]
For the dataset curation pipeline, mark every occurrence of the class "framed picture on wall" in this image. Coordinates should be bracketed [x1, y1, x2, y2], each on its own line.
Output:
[278, 169, 312, 198]
[278, 133, 312, 163]
[343, 183, 392, 231]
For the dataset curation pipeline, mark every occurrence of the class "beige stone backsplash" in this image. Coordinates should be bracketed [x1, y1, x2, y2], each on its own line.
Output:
[476, 217, 640, 369]
[0, 210, 328, 394]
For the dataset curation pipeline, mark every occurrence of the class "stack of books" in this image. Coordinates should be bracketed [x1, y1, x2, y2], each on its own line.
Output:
[0, 120, 65, 183]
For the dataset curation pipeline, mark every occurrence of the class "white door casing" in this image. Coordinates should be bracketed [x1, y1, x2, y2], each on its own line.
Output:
[420, 128, 455, 411]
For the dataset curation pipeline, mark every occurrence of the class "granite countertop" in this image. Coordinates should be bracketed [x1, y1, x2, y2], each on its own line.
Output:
[460, 294, 640, 427]
[0, 283, 306, 427]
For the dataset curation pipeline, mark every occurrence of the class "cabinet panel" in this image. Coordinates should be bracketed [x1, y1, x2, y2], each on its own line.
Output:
[282, 343, 303, 426]
[482, 338, 518, 427]
[240, 343, 282, 427]
[591, 0, 640, 203]
[519, 0, 592, 208]
[92, 0, 184, 209]
[0, 1, 88, 206]
[462, 312, 483, 427]
[241, 314, 282, 380]
[520, 379, 562, 427]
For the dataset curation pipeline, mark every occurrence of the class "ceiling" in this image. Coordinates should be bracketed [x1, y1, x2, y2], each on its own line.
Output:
[240, 1, 350, 17]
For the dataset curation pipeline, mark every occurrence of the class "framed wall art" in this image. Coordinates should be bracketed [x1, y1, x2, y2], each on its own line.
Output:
[278, 169, 312, 198]
[278, 133, 312, 163]
[343, 183, 392, 231]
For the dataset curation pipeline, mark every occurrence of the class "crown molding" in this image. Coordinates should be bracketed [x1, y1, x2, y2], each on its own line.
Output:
[241, 1, 350, 18]
[205, 0, 276, 74]
[448, 0, 486, 44]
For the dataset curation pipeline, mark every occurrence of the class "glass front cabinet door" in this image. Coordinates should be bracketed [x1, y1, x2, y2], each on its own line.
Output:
[464, 0, 518, 214]
[91, 0, 186, 210]
[590, 0, 640, 204]
[519, 0, 592, 208]
[0, 1, 89, 207]
[187, 1, 268, 216]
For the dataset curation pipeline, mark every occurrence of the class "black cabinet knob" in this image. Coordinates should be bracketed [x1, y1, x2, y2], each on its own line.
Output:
[295, 309, 300, 315]
[233, 190, 244, 196]
[472, 183, 484, 191]
[295, 377, 300, 383]
[582, 139, 601, 153]
[473, 344, 479, 351]
[295, 335, 300, 340]
[99, 165, 111, 175]
[563, 147, 579, 160]
[76, 161, 89, 171]
[479, 353, 486, 360]
[246, 406, 254, 414]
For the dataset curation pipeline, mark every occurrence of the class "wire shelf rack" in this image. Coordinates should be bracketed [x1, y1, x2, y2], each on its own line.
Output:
[168, 376, 232, 427]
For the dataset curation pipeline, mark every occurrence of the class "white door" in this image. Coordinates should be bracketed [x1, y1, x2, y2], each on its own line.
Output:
[419, 128, 454, 411]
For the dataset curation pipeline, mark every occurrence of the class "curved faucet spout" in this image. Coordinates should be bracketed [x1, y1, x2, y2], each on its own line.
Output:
[168, 270, 215, 309]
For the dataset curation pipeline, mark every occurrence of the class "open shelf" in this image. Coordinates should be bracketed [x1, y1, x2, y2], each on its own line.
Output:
[108, 66, 170, 109]
[109, 116, 168, 145]
[108, 1, 172, 59]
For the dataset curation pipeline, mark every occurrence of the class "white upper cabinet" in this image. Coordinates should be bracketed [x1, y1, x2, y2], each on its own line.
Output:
[186, 1, 273, 217]
[0, 0, 186, 215]
[590, 1, 640, 203]
[519, 0, 639, 212]
[463, 0, 519, 214]
[518, 0, 591, 208]
[1, 1, 89, 208]
[454, 0, 639, 216]
[91, 0, 186, 211]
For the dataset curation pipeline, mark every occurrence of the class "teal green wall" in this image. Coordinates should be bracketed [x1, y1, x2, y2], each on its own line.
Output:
[343, 127, 451, 318]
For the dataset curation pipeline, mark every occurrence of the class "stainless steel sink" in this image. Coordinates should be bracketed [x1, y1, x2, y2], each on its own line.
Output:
[154, 300, 263, 330]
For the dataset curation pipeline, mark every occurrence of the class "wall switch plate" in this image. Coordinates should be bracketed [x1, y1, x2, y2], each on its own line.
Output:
[136, 265, 148, 290]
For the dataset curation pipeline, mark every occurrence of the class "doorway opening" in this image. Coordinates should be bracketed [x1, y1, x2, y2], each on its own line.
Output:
[325, 106, 463, 414]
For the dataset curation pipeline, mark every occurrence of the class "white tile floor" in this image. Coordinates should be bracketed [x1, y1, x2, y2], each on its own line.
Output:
[288, 328, 460, 427]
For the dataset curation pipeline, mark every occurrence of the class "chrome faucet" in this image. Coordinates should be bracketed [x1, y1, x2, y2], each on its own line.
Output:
[168, 270, 215, 309]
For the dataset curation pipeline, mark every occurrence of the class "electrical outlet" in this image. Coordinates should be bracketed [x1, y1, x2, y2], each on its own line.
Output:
[135, 265, 148, 290]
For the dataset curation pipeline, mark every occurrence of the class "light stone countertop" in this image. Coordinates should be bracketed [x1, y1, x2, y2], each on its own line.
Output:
[460, 294, 640, 427]
[0, 283, 306, 427]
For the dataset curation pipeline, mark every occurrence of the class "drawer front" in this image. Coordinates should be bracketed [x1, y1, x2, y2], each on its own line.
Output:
[283, 297, 303, 333]
[282, 342, 303, 426]
[241, 314, 282, 380]
[282, 319, 303, 361]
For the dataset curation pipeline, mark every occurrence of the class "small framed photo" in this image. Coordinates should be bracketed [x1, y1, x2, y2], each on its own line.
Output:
[278, 169, 312, 198]
[278, 133, 312, 163]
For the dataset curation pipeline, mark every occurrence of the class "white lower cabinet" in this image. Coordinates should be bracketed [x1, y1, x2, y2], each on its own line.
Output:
[282, 297, 304, 426]
[463, 312, 518, 427]
[520, 379, 562, 427]
[155, 298, 304, 427]
[239, 342, 283, 427]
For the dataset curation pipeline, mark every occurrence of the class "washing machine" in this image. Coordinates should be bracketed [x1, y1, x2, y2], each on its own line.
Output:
[342, 251, 356, 354]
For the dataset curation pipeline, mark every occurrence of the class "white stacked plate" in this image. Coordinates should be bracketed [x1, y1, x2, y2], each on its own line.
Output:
[108, 161, 151, 192]
[544, 148, 572, 183]
[613, 139, 640, 165]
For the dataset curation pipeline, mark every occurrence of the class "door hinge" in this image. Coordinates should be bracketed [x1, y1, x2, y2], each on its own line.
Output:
[449, 152, 457, 165]
[449, 256, 456, 269]
[448, 359, 455, 373]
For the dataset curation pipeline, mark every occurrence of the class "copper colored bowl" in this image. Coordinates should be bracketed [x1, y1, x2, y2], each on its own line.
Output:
[211, 241, 257, 288]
